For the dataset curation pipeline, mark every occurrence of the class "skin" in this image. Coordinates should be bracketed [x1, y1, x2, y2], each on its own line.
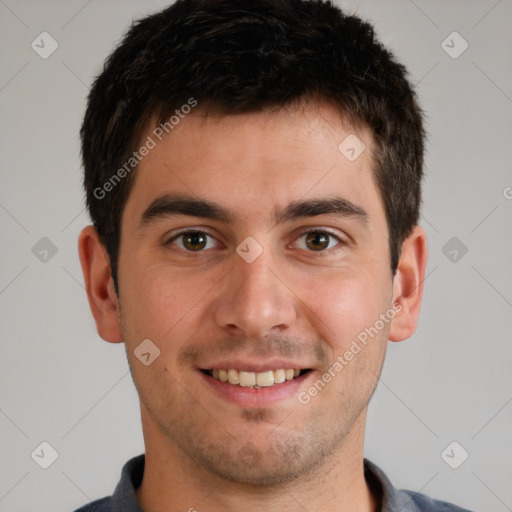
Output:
[79, 102, 427, 512]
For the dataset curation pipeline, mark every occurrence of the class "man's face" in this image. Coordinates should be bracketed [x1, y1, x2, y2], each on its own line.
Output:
[117, 104, 394, 484]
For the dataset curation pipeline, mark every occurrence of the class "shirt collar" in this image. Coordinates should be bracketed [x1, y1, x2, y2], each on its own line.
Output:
[364, 458, 420, 511]
[111, 454, 144, 512]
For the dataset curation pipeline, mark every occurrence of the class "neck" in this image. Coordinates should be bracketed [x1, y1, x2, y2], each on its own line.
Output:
[136, 407, 378, 512]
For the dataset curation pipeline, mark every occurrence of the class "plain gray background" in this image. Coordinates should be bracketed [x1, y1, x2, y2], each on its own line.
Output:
[1, 1, 511, 511]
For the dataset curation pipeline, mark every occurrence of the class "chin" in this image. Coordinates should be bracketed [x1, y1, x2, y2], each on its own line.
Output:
[205, 457, 316, 486]
[191, 434, 331, 487]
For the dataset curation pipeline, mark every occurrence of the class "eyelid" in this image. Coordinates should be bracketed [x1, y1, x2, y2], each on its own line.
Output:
[165, 228, 220, 250]
[163, 226, 347, 255]
[290, 227, 347, 254]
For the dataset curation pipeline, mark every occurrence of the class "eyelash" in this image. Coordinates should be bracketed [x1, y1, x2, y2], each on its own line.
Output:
[165, 228, 346, 257]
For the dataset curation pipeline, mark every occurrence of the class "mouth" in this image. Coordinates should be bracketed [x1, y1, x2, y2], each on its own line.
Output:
[200, 368, 312, 388]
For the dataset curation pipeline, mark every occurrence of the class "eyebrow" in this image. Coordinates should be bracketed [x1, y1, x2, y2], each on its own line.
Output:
[138, 193, 368, 228]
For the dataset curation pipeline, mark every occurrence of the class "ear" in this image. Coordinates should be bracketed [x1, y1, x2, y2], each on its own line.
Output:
[389, 225, 428, 342]
[78, 225, 123, 343]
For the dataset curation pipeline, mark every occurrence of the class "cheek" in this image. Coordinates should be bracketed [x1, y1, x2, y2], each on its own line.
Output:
[308, 269, 392, 351]
[119, 266, 210, 398]
[119, 261, 216, 346]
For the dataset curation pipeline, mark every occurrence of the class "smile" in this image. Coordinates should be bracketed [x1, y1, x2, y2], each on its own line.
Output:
[203, 368, 311, 388]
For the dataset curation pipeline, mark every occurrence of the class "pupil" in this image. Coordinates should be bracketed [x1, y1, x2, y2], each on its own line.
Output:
[184, 233, 206, 251]
[306, 232, 328, 251]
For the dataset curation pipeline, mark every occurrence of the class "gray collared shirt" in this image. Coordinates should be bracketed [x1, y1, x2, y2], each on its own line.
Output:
[74, 455, 474, 512]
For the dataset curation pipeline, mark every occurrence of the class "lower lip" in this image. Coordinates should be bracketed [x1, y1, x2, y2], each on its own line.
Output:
[199, 371, 311, 408]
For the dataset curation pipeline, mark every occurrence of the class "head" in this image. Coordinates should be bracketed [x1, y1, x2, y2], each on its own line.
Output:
[79, 0, 427, 487]
[82, 0, 425, 292]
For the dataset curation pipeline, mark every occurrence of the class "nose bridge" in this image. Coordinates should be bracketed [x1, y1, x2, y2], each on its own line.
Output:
[236, 252, 278, 302]
[214, 245, 296, 338]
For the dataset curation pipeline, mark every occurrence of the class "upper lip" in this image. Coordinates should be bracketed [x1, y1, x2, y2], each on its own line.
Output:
[199, 359, 312, 373]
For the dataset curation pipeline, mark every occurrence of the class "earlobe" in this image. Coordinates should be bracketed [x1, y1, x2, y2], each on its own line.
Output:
[78, 225, 123, 343]
[389, 225, 428, 342]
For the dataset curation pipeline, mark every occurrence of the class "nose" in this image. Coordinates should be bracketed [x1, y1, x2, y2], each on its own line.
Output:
[213, 249, 297, 339]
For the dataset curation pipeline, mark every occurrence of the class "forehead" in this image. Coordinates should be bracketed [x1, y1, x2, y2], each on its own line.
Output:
[122, 103, 384, 228]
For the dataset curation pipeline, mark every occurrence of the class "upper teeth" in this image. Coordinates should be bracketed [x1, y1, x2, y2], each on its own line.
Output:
[211, 368, 301, 387]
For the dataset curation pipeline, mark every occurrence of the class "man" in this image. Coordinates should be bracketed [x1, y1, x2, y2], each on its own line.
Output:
[76, 0, 473, 510]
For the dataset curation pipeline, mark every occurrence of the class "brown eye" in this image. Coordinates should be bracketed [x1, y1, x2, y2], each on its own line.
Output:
[167, 231, 217, 252]
[293, 229, 343, 254]
[304, 231, 330, 251]
[182, 232, 207, 251]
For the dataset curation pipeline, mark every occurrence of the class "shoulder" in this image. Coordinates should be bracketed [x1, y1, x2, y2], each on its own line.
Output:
[402, 490, 475, 512]
[71, 454, 144, 512]
[73, 497, 111, 512]
[364, 459, 475, 512]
